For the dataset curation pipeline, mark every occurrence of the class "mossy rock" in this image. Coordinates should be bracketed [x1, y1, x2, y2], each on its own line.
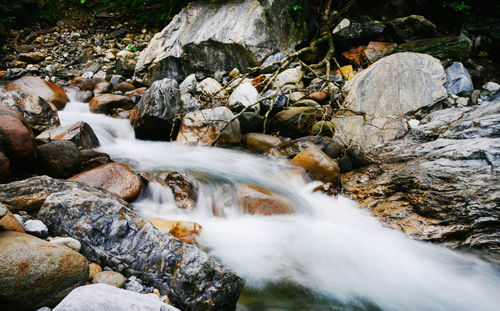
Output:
[396, 36, 471, 64]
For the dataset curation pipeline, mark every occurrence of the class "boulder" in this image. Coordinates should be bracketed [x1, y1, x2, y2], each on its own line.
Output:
[0, 91, 60, 133]
[130, 78, 183, 141]
[0, 105, 35, 160]
[80, 149, 112, 172]
[112, 81, 135, 93]
[385, 15, 437, 42]
[243, 133, 285, 153]
[5, 76, 69, 110]
[177, 107, 241, 146]
[268, 106, 324, 138]
[89, 94, 134, 115]
[332, 21, 387, 51]
[228, 83, 259, 112]
[444, 62, 474, 95]
[0, 204, 24, 232]
[235, 183, 295, 215]
[91, 271, 127, 288]
[140, 172, 198, 210]
[148, 218, 202, 244]
[93, 82, 112, 95]
[53, 284, 180, 311]
[396, 36, 472, 64]
[69, 163, 142, 203]
[36, 121, 99, 149]
[134, 0, 315, 85]
[0, 231, 88, 311]
[38, 183, 243, 310]
[37, 141, 81, 178]
[290, 145, 340, 183]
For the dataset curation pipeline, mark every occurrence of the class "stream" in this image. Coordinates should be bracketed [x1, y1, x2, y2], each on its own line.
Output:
[59, 94, 500, 311]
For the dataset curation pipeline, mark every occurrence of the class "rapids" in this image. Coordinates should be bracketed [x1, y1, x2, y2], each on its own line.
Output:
[59, 95, 500, 311]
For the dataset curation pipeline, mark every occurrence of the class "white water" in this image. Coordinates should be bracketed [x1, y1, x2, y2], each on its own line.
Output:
[61, 97, 500, 311]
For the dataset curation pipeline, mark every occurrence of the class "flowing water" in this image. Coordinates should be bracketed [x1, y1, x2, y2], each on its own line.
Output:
[59, 95, 500, 311]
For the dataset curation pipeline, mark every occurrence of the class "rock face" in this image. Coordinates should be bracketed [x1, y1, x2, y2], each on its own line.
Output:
[89, 94, 135, 114]
[36, 121, 99, 149]
[53, 284, 180, 311]
[38, 183, 243, 311]
[37, 141, 81, 178]
[134, 0, 314, 85]
[342, 101, 500, 261]
[5, 76, 69, 110]
[0, 91, 60, 133]
[0, 231, 88, 311]
[177, 107, 241, 146]
[69, 163, 142, 202]
[140, 172, 198, 210]
[130, 78, 183, 141]
[236, 183, 295, 215]
[290, 146, 340, 184]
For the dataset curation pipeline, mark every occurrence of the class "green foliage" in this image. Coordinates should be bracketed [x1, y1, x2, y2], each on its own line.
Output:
[126, 44, 137, 52]
[442, 1, 472, 14]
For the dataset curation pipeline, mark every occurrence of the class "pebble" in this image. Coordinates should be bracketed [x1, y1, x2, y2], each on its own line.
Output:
[24, 219, 49, 238]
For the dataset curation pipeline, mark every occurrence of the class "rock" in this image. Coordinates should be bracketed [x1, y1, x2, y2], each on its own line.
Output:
[0, 205, 24, 232]
[37, 141, 81, 178]
[18, 51, 46, 63]
[228, 68, 240, 79]
[36, 121, 99, 149]
[332, 18, 350, 34]
[24, 219, 49, 238]
[268, 107, 324, 138]
[396, 36, 472, 64]
[80, 150, 112, 172]
[179, 74, 197, 95]
[125, 279, 144, 292]
[309, 121, 335, 136]
[238, 112, 264, 134]
[235, 183, 295, 215]
[243, 133, 285, 153]
[108, 28, 127, 39]
[130, 78, 182, 141]
[332, 21, 387, 51]
[93, 82, 112, 95]
[139, 172, 198, 210]
[343, 100, 500, 260]
[344, 52, 447, 117]
[334, 65, 355, 80]
[134, 0, 315, 84]
[5, 76, 69, 110]
[112, 82, 135, 93]
[89, 94, 134, 115]
[0, 231, 88, 311]
[177, 107, 241, 146]
[115, 51, 137, 77]
[69, 163, 142, 203]
[79, 78, 107, 91]
[180, 93, 201, 112]
[197, 78, 225, 97]
[38, 182, 243, 310]
[308, 92, 328, 103]
[0, 91, 60, 133]
[456, 97, 469, 106]
[88, 263, 102, 281]
[53, 284, 180, 311]
[49, 237, 81, 252]
[110, 75, 126, 88]
[92, 271, 127, 288]
[0, 152, 10, 182]
[444, 62, 474, 95]
[0, 105, 35, 160]
[73, 90, 94, 103]
[362, 41, 398, 63]
[290, 145, 340, 183]
[148, 218, 202, 244]
[260, 93, 288, 117]
[483, 82, 500, 92]
[342, 46, 366, 67]
[386, 15, 437, 42]
[266, 136, 342, 159]
[228, 83, 259, 112]
[274, 67, 303, 88]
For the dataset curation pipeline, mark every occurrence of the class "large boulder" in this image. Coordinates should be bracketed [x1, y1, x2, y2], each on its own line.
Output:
[53, 284, 180, 311]
[37, 182, 243, 310]
[36, 121, 99, 149]
[37, 141, 81, 178]
[0, 91, 60, 134]
[130, 78, 183, 141]
[134, 0, 315, 85]
[69, 163, 142, 202]
[235, 183, 295, 215]
[5, 76, 69, 110]
[140, 172, 198, 210]
[0, 231, 88, 311]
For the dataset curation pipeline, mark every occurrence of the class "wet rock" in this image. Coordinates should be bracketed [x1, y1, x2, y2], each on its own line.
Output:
[92, 271, 127, 288]
[0, 205, 24, 232]
[386, 15, 437, 42]
[177, 107, 241, 146]
[69, 163, 142, 203]
[89, 94, 134, 115]
[80, 149, 112, 172]
[37, 141, 81, 178]
[36, 121, 99, 149]
[112, 81, 135, 93]
[0, 231, 88, 311]
[266, 136, 341, 159]
[228, 83, 259, 113]
[290, 145, 340, 183]
[148, 218, 202, 244]
[333, 21, 387, 51]
[444, 62, 474, 95]
[79, 78, 107, 91]
[396, 36, 472, 64]
[93, 82, 112, 95]
[0, 105, 35, 160]
[53, 284, 180, 311]
[236, 183, 295, 215]
[130, 78, 182, 141]
[362, 41, 397, 63]
[243, 133, 285, 153]
[38, 183, 243, 311]
[140, 172, 198, 210]
[238, 112, 264, 134]
[134, 0, 315, 85]
[0, 91, 60, 133]
[73, 90, 94, 103]
[24, 219, 49, 238]
[49, 237, 81, 252]
[5, 76, 69, 110]
[268, 107, 324, 138]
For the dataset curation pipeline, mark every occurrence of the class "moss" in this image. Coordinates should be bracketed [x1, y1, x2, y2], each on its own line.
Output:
[396, 36, 472, 63]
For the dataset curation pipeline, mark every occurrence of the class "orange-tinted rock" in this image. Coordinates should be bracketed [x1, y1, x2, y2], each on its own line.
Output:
[88, 262, 102, 281]
[334, 65, 355, 80]
[0, 106, 35, 160]
[0, 206, 24, 232]
[93, 82, 112, 95]
[290, 145, 340, 183]
[71, 77, 87, 84]
[236, 183, 295, 215]
[251, 74, 268, 92]
[79, 78, 107, 91]
[308, 91, 328, 103]
[148, 218, 202, 244]
[126, 87, 147, 97]
[363, 41, 397, 63]
[5, 76, 69, 110]
[69, 163, 142, 202]
[112, 81, 135, 93]
[243, 133, 284, 153]
[342, 46, 366, 67]
[89, 94, 134, 114]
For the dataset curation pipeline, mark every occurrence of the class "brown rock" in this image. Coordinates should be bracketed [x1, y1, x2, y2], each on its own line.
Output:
[80, 149, 112, 172]
[0, 205, 24, 232]
[112, 81, 135, 93]
[69, 163, 142, 202]
[126, 87, 147, 97]
[236, 183, 295, 215]
[290, 145, 340, 183]
[308, 91, 328, 103]
[363, 41, 397, 63]
[89, 94, 135, 114]
[243, 133, 284, 153]
[36, 121, 99, 149]
[0, 106, 35, 160]
[342, 46, 366, 67]
[149, 218, 202, 244]
[251, 74, 268, 92]
[79, 77, 106, 91]
[0, 152, 10, 182]
[37, 141, 81, 179]
[88, 263, 102, 281]
[139, 171, 198, 210]
[93, 82, 112, 95]
[5, 76, 69, 110]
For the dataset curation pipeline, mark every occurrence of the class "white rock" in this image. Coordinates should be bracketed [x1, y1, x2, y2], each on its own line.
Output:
[332, 18, 350, 34]
[179, 74, 197, 95]
[274, 67, 303, 88]
[456, 97, 469, 106]
[49, 237, 81, 252]
[228, 83, 259, 112]
[290, 92, 305, 102]
[408, 119, 420, 129]
[24, 219, 49, 238]
[94, 71, 106, 79]
[197, 78, 225, 97]
[117, 50, 134, 59]
[82, 71, 94, 79]
[483, 82, 500, 92]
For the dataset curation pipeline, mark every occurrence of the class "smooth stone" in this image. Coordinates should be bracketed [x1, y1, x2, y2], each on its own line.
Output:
[0, 105, 35, 160]
[197, 78, 225, 97]
[235, 183, 295, 215]
[483, 82, 500, 92]
[49, 237, 81, 252]
[0, 205, 24, 232]
[89, 94, 134, 114]
[36, 121, 99, 149]
[243, 133, 285, 153]
[268, 107, 324, 138]
[5, 76, 69, 110]
[93, 82, 112, 95]
[228, 83, 259, 112]
[88, 263, 102, 281]
[290, 145, 340, 183]
[24, 219, 49, 238]
[148, 218, 202, 244]
[91, 271, 127, 288]
[37, 141, 81, 178]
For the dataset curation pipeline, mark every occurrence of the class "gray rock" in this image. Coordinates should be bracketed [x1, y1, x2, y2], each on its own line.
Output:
[332, 21, 386, 51]
[180, 93, 201, 112]
[24, 219, 49, 238]
[179, 74, 197, 95]
[37, 180, 243, 310]
[483, 82, 500, 92]
[0, 204, 7, 217]
[36, 307, 52, 311]
[125, 280, 144, 293]
[36, 121, 99, 149]
[49, 237, 81, 252]
[386, 15, 437, 42]
[91, 271, 127, 288]
[53, 284, 179, 311]
[131, 78, 182, 141]
[37, 141, 81, 178]
[228, 83, 259, 113]
[197, 78, 225, 97]
[444, 62, 474, 95]
[134, 0, 315, 85]
[110, 75, 126, 88]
